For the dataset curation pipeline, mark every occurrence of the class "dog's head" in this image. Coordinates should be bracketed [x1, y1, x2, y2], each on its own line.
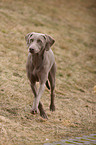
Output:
[25, 32, 55, 54]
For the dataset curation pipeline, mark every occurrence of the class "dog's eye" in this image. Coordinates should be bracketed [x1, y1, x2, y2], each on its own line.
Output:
[30, 39, 34, 43]
[30, 34, 33, 37]
[37, 39, 42, 43]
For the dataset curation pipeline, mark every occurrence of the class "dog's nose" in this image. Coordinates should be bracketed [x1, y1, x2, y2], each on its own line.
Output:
[29, 48, 34, 51]
[29, 48, 34, 53]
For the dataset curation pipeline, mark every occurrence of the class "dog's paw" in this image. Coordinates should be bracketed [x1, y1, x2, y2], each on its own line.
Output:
[50, 104, 55, 111]
[40, 110, 48, 119]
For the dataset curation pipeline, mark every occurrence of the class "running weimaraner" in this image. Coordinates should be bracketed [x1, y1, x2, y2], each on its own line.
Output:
[25, 32, 56, 119]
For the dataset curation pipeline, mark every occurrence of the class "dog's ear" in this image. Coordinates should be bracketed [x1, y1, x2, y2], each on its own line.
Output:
[25, 32, 34, 46]
[45, 35, 55, 51]
[25, 33, 30, 46]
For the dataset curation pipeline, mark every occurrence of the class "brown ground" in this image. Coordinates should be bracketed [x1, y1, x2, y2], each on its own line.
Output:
[0, 0, 96, 144]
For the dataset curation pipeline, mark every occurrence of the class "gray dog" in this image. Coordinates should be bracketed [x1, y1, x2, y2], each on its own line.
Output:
[25, 32, 56, 119]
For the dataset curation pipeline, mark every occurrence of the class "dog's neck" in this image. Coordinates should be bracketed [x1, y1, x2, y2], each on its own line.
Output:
[32, 49, 45, 69]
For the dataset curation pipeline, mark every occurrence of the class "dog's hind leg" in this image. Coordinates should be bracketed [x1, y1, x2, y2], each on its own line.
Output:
[48, 63, 56, 111]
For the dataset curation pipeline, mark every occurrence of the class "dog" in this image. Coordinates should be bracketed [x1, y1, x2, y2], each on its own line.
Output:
[25, 32, 56, 119]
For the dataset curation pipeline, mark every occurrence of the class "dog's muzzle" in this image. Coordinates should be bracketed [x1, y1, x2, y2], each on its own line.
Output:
[29, 48, 34, 53]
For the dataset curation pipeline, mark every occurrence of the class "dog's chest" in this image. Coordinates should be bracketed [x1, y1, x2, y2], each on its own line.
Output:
[27, 53, 45, 82]
[32, 67, 38, 76]
[28, 65, 39, 82]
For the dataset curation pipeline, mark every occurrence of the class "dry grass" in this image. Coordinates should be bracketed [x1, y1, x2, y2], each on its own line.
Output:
[0, 0, 96, 144]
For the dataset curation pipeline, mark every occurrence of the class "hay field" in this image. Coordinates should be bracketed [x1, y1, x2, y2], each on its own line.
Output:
[0, 0, 96, 144]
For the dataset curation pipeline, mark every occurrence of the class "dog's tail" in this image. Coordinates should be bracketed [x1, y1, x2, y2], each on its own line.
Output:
[46, 80, 50, 90]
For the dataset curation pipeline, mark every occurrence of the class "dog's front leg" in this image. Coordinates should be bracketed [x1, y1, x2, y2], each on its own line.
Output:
[31, 82, 47, 118]
[31, 83, 45, 114]
[30, 83, 38, 114]
[35, 83, 45, 112]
